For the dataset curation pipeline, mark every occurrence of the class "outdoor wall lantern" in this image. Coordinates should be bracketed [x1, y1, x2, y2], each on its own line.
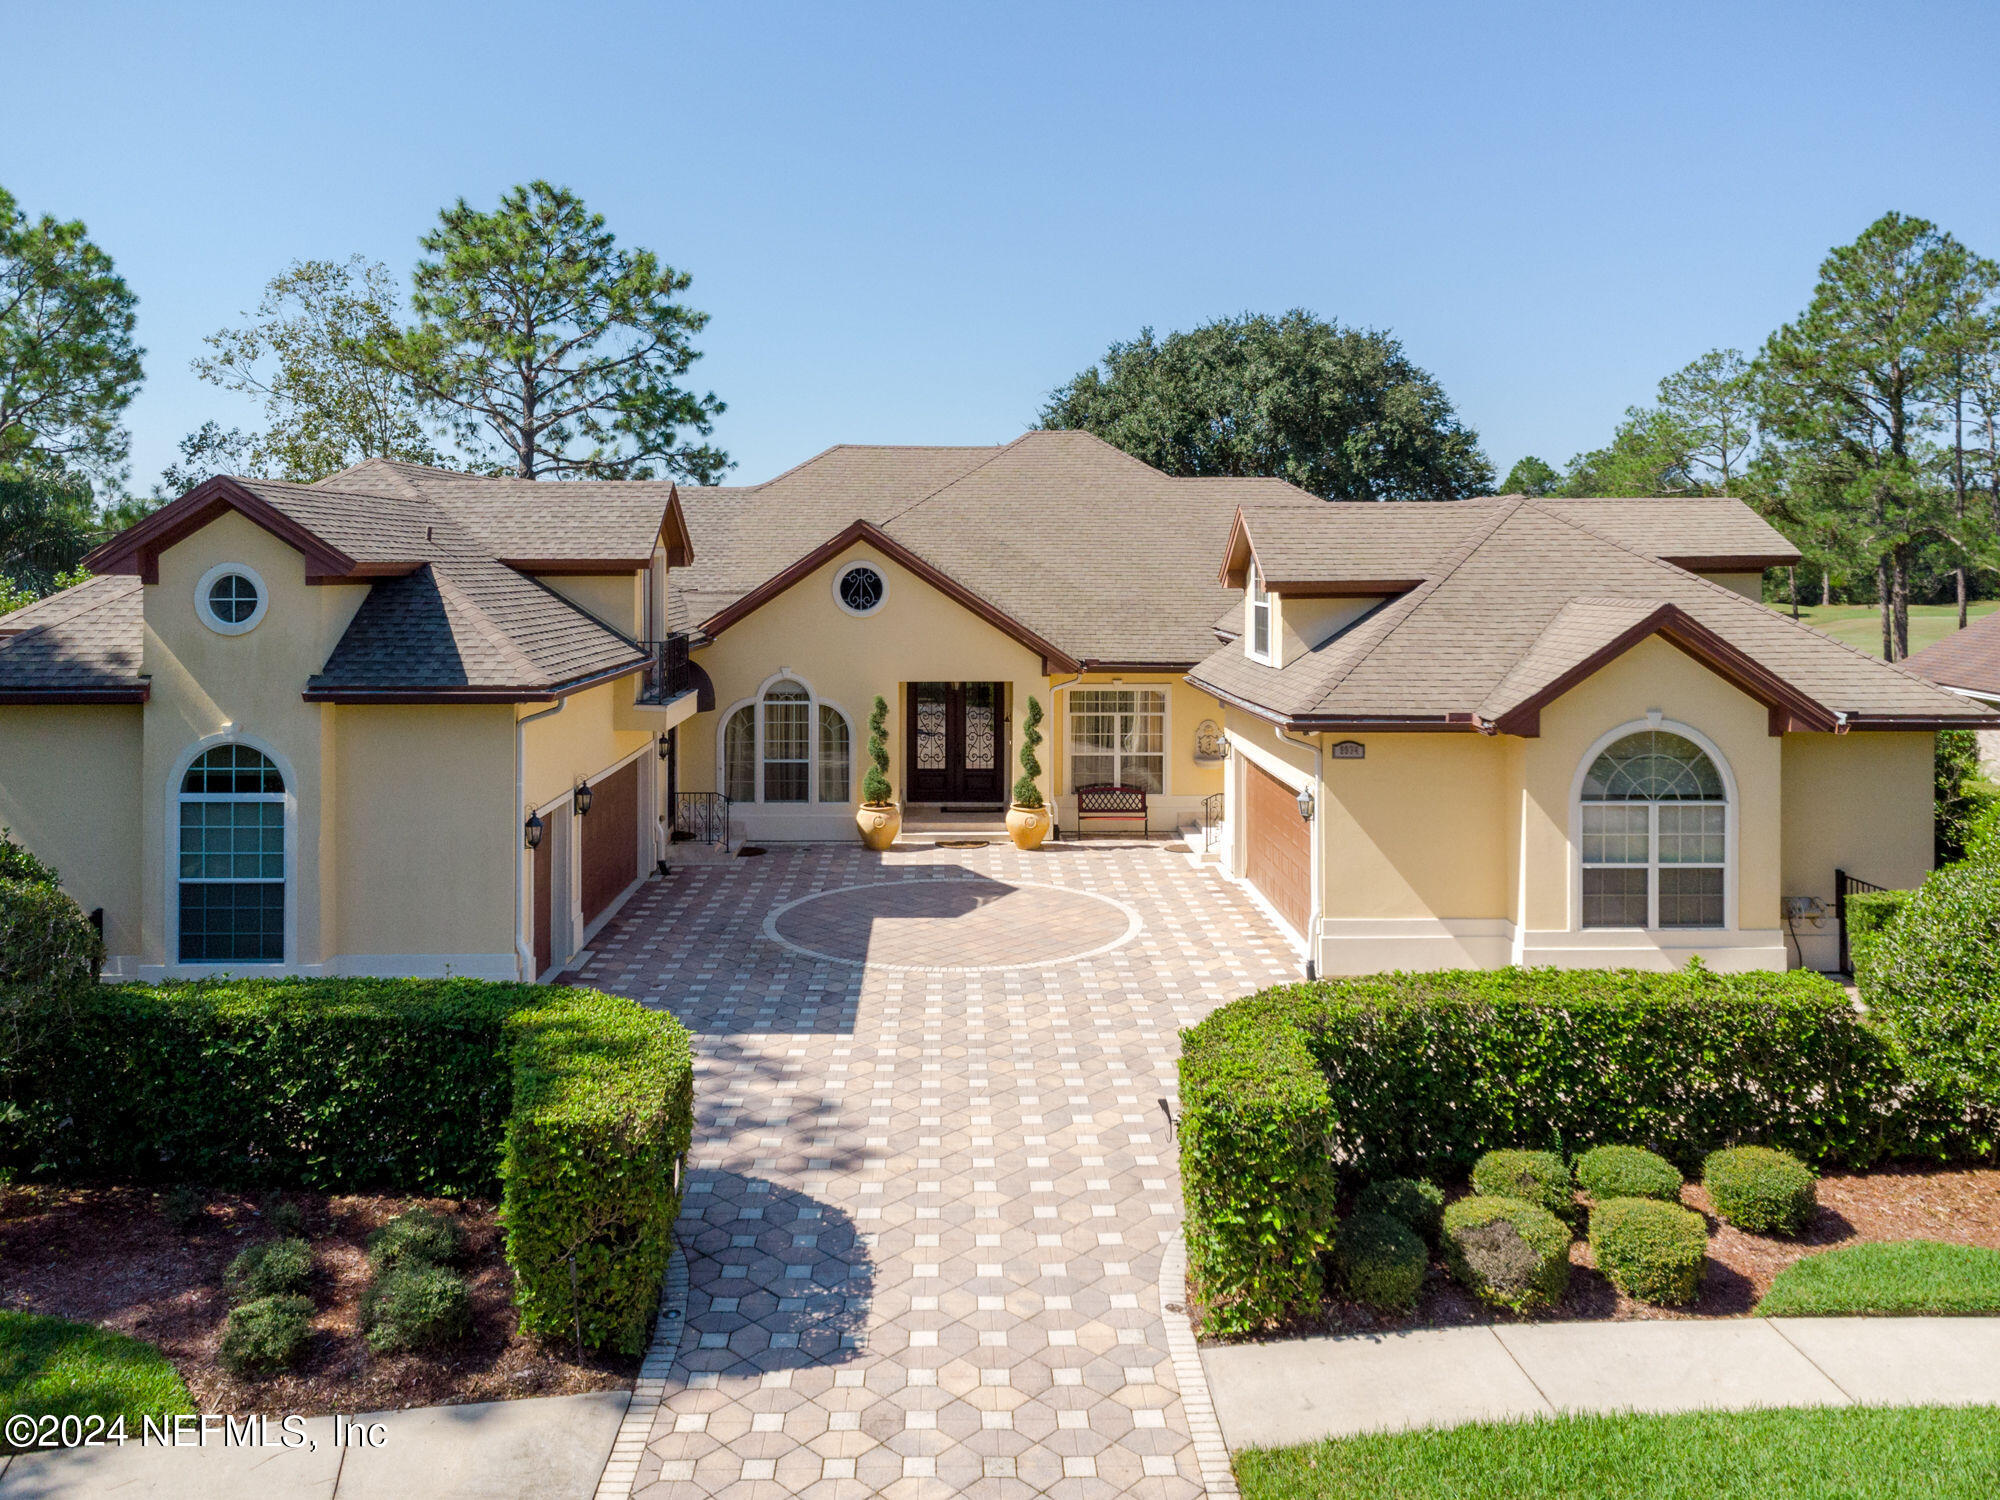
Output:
[658, 733, 672, 760]
[574, 782, 593, 817]
[1296, 785, 1316, 822]
[524, 812, 544, 850]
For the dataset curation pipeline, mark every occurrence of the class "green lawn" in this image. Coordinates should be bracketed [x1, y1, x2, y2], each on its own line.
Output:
[1235, 1405, 2000, 1500]
[1757, 1240, 2000, 1317]
[1786, 601, 1999, 659]
[0, 1311, 194, 1447]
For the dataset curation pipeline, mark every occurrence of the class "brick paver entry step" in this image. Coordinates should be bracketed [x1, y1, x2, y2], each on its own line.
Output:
[575, 841, 1297, 1499]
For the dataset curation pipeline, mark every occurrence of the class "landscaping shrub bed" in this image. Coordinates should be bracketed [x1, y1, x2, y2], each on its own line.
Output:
[1178, 965, 1917, 1332]
[0, 978, 693, 1354]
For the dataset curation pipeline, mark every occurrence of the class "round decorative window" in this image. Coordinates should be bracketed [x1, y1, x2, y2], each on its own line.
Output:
[194, 563, 268, 636]
[834, 562, 887, 616]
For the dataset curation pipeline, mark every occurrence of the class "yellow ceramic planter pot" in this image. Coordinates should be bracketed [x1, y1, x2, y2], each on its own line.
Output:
[1006, 804, 1052, 851]
[856, 803, 901, 850]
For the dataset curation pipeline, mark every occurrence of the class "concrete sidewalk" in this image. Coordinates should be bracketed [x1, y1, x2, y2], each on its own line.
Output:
[1200, 1317, 2000, 1452]
[0, 1390, 629, 1500]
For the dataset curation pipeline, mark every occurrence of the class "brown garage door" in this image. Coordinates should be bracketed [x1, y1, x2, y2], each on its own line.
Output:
[581, 760, 640, 926]
[1244, 758, 1312, 938]
[532, 827, 553, 979]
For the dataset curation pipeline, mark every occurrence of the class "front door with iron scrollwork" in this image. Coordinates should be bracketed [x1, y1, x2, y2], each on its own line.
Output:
[907, 682, 1006, 802]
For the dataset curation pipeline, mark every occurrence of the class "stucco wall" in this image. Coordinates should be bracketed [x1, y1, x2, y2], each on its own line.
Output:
[684, 542, 1049, 839]
[0, 704, 145, 969]
[540, 573, 643, 637]
[1780, 730, 1935, 970]
[141, 511, 370, 974]
[1700, 571, 1767, 601]
[1275, 596, 1381, 665]
[1317, 732, 1510, 923]
[330, 704, 517, 970]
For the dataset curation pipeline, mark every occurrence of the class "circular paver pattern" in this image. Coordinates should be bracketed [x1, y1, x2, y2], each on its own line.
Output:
[764, 876, 1141, 970]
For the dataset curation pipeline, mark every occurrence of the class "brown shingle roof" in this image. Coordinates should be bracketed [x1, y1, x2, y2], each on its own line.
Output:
[1903, 610, 2000, 700]
[0, 574, 145, 700]
[1189, 499, 1991, 729]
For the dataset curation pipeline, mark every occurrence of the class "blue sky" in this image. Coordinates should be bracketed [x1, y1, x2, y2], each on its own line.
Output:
[7, 0, 1999, 494]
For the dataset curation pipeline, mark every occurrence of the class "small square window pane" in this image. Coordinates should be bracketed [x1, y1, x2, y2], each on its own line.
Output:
[1658, 803, 1724, 863]
[1659, 867, 1724, 928]
[1581, 804, 1647, 864]
[1582, 867, 1648, 928]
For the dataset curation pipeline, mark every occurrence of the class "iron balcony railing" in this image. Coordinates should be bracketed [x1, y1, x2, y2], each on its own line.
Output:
[674, 792, 730, 850]
[637, 633, 693, 705]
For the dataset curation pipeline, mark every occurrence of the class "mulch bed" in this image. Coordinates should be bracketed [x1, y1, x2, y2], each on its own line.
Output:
[0, 1184, 636, 1414]
[1204, 1164, 2000, 1341]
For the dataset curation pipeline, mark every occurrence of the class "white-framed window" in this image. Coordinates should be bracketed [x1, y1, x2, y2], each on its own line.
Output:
[195, 562, 268, 636]
[832, 561, 888, 616]
[1248, 562, 1272, 662]
[718, 676, 855, 805]
[177, 743, 286, 963]
[1579, 729, 1727, 930]
[1069, 688, 1166, 794]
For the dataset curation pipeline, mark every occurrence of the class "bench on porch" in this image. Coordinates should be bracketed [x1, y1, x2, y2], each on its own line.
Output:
[1071, 783, 1149, 838]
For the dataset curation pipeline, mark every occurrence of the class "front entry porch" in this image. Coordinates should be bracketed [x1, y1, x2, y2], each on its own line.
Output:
[906, 680, 1006, 804]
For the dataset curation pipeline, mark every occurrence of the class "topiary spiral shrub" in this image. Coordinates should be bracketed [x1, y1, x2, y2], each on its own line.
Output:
[1012, 695, 1045, 809]
[1333, 1211, 1428, 1310]
[1574, 1145, 1683, 1205]
[862, 695, 893, 805]
[1354, 1176, 1445, 1245]
[1589, 1197, 1707, 1304]
[1472, 1150, 1577, 1227]
[225, 1237, 313, 1302]
[1704, 1146, 1818, 1236]
[1442, 1195, 1572, 1311]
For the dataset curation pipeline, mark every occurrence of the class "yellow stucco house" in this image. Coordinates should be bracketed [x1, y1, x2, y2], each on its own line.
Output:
[1, 430, 1990, 982]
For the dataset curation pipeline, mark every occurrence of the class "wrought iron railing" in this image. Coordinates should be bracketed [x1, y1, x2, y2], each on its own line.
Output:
[674, 792, 730, 849]
[1834, 867, 1887, 975]
[1202, 792, 1225, 853]
[638, 633, 693, 704]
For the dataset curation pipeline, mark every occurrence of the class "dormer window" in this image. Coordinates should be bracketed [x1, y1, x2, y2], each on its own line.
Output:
[1249, 562, 1272, 662]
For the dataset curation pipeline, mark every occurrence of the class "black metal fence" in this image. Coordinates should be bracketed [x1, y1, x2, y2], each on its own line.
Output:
[674, 792, 730, 849]
[639, 633, 692, 704]
[1834, 867, 1887, 975]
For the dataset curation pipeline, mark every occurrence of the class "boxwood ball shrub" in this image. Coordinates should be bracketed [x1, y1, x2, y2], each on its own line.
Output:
[1575, 1145, 1683, 1205]
[1176, 965, 1922, 1332]
[1589, 1197, 1708, 1304]
[1334, 1212, 1428, 1311]
[1354, 1176, 1446, 1245]
[1472, 1150, 1576, 1227]
[225, 1237, 313, 1302]
[361, 1264, 471, 1354]
[218, 1294, 314, 1376]
[0, 977, 694, 1355]
[1704, 1146, 1818, 1236]
[368, 1207, 464, 1272]
[1442, 1196, 1572, 1311]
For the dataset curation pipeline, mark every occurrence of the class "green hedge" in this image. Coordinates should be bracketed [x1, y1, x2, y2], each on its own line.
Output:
[1844, 889, 1913, 985]
[0, 978, 692, 1355]
[1179, 965, 1921, 1333]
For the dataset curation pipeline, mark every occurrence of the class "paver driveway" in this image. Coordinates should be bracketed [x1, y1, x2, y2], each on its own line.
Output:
[576, 840, 1297, 1499]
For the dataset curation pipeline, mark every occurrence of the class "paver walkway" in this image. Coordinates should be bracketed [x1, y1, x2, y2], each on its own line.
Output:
[1200, 1317, 2000, 1452]
[574, 841, 1298, 1498]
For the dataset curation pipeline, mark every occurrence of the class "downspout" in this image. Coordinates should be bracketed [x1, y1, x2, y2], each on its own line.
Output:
[1276, 724, 1324, 979]
[1046, 670, 1083, 829]
[514, 697, 567, 980]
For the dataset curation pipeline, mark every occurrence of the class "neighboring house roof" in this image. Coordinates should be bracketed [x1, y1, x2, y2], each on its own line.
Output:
[1190, 497, 1994, 732]
[670, 431, 1320, 666]
[0, 574, 147, 702]
[1902, 609, 2000, 703]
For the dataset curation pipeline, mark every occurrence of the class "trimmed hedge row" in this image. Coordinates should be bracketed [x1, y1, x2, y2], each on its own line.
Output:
[1179, 965, 1939, 1334]
[0, 978, 693, 1355]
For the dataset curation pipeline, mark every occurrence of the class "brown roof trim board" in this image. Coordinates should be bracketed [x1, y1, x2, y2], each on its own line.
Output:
[1659, 554, 1800, 572]
[84, 477, 365, 583]
[0, 685, 150, 704]
[700, 519, 1083, 671]
[1484, 603, 1839, 737]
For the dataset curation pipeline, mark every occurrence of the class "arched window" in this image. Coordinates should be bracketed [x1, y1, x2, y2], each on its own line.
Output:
[1580, 730, 1726, 930]
[718, 680, 854, 806]
[178, 743, 286, 963]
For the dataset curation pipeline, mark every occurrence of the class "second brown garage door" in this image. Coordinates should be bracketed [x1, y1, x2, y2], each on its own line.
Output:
[1244, 758, 1312, 939]
[581, 760, 640, 927]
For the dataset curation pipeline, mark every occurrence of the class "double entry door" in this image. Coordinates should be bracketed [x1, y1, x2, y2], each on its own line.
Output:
[907, 682, 1005, 803]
